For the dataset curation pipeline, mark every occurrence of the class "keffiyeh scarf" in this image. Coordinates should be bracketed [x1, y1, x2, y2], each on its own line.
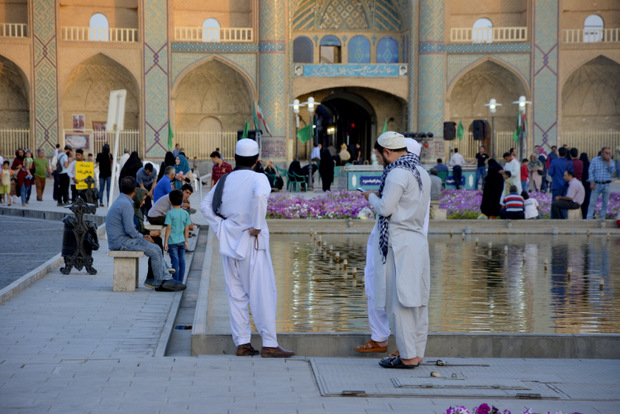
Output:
[377, 152, 423, 263]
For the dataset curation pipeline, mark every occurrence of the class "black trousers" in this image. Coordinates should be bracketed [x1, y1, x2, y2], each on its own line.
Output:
[551, 200, 579, 219]
[452, 165, 462, 189]
[59, 173, 70, 204]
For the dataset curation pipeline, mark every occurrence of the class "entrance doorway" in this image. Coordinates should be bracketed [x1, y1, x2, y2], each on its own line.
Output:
[314, 93, 374, 163]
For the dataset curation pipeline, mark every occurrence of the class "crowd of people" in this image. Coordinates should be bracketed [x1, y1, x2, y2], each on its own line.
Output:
[443, 144, 616, 220]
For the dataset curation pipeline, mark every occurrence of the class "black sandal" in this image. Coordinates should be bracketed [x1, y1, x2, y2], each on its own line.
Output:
[378, 356, 419, 369]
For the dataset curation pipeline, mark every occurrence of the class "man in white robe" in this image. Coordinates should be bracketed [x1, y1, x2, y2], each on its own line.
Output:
[361, 132, 431, 369]
[201, 139, 294, 358]
[355, 138, 429, 355]
[501, 151, 522, 197]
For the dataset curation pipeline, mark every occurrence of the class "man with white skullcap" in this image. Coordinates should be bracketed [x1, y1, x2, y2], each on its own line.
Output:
[355, 136, 429, 356]
[201, 139, 294, 358]
[360, 131, 431, 369]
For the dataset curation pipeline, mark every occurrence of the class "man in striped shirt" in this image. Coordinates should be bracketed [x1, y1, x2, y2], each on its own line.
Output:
[499, 185, 525, 220]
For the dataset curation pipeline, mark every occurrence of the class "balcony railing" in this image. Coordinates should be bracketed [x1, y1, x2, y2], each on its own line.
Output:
[60, 27, 139, 43]
[174, 27, 253, 43]
[450, 27, 527, 43]
[563, 28, 620, 43]
[0, 23, 27, 38]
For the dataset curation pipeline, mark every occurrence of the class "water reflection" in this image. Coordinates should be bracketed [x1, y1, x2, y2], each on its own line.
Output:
[269, 234, 620, 334]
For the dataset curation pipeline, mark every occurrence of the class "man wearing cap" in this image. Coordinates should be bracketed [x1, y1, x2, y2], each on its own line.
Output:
[201, 139, 294, 358]
[355, 138, 430, 356]
[361, 131, 431, 369]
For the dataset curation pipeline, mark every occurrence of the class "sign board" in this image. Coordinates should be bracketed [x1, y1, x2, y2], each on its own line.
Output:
[65, 133, 89, 149]
[106, 89, 127, 132]
[75, 161, 95, 190]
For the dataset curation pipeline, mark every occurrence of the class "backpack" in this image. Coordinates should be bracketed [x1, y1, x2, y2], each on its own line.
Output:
[56, 153, 64, 173]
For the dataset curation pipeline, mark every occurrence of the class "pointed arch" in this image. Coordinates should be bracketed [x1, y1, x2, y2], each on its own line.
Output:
[447, 56, 529, 99]
[61, 53, 140, 131]
[561, 55, 620, 131]
[171, 55, 256, 100]
[172, 56, 255, 132]
[0, 54, 30, 129]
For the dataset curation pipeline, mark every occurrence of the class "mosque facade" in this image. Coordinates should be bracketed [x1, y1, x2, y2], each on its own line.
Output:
[0, 0, 618, 162]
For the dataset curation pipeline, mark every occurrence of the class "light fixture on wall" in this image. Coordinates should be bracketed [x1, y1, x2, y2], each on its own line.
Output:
[484, 98, 502, 158]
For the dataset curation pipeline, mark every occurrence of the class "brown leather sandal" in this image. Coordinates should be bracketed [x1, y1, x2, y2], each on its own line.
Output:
[354, 339, 388, 353]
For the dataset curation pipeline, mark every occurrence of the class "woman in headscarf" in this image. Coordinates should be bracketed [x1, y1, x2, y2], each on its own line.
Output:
[319, 144, 335, 192]
[119, 151, 142, 183]
[174, 154, 191, 189]
[132, 187, 164, 282]
[158, 151, 176, 181]
[11, 148, 31, 207]
[579, 152, 591, 219]
[96, 144, 113, 207]
[480, 158, 504, 218]
[527, 154, 543, 192]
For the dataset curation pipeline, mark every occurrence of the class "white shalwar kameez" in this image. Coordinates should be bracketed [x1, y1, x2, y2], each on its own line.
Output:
[363, 138, 428, 344]
[201, 169, 279, 348]
[368, 166, 431, 360]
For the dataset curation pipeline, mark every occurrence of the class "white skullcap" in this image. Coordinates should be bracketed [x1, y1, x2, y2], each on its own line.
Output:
[405, 138, 421, 156]
[377, 131, 406, 150]
[235, 138, 259, 157]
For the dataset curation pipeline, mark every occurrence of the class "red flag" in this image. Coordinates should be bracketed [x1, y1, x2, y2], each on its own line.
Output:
[256, 103, 273, 136]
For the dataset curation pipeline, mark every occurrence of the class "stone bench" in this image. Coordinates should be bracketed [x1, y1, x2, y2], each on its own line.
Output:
[567, 209, 582, 220]
[108, 250, 145, 292]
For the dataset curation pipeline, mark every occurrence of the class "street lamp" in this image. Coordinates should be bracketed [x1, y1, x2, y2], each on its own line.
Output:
[292, 99, 300, 160]
[512, 96, 531, 160]
[484, 98, 501, 158]
[306, 97, 316, 191]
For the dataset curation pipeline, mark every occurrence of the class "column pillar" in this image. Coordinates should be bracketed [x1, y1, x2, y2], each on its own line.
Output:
[258, 0, 288, 161]
[31, 0, 59, 153]
[407, 0, 417, 132]
[417, 0, 445, 137]
[142, 0, 170, 159]
[532, 0, 559, 151]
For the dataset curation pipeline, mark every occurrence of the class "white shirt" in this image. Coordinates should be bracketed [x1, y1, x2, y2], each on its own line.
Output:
[68, 160, 77, 180]
[449, 152, 465, 167]
[504, 158, 522, 194]
[311, 146, 321, 160]
[201, 169, 271, 260]
[524, 198, 539, 219]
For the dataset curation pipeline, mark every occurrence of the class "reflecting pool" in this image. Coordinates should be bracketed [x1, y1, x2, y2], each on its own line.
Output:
[269, 234, 620, 334]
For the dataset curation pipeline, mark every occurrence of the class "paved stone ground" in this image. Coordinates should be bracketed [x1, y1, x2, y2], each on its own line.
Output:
[0, 216, 64, 290]
[1, 179, 619, 413]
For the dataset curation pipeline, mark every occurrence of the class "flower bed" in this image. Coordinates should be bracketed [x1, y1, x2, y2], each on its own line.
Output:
[445, 403, 582, 414]
[267, 190, 620, 220]
[267, 191, 370, 219]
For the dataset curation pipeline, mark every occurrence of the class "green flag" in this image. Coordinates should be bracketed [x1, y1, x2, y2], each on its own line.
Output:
[456, 120, 464, 140]
[382, 117, 388, 133]
[297, 123, 311, 143]
[252, 102, 260, 132]
[242, 119, 249, 139]
[513, 111, 522, 143]
[168, 123, 174, 150]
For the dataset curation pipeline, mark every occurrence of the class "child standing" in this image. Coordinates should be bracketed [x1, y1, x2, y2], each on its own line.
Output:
[164, 189, 191, 283]
[0, 161, 15, 206]
[520, 158, 529, 193]
[501, 170, 513, 201]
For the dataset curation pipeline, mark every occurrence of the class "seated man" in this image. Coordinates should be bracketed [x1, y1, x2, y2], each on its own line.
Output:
[106, 176, 185, 291]
[147, 184, 195, 225]
[499, 185, 525, 220]
[551, 170, 585, 219]
[153, 166, 176, 203]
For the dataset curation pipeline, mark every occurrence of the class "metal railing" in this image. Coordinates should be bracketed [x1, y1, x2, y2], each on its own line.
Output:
[450, 26, 527, 43]
[60, 26, 139, 43]
[63, 129, 141, 158]
[0, 129, 30, 158]
[563, 28, 620, 43]
[175, 131, 238, 160]
[174, 27, 253, 42]
[449, 131, 516, 160]
[559, 130, 620, 161]
[0, 23, 27, 38]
